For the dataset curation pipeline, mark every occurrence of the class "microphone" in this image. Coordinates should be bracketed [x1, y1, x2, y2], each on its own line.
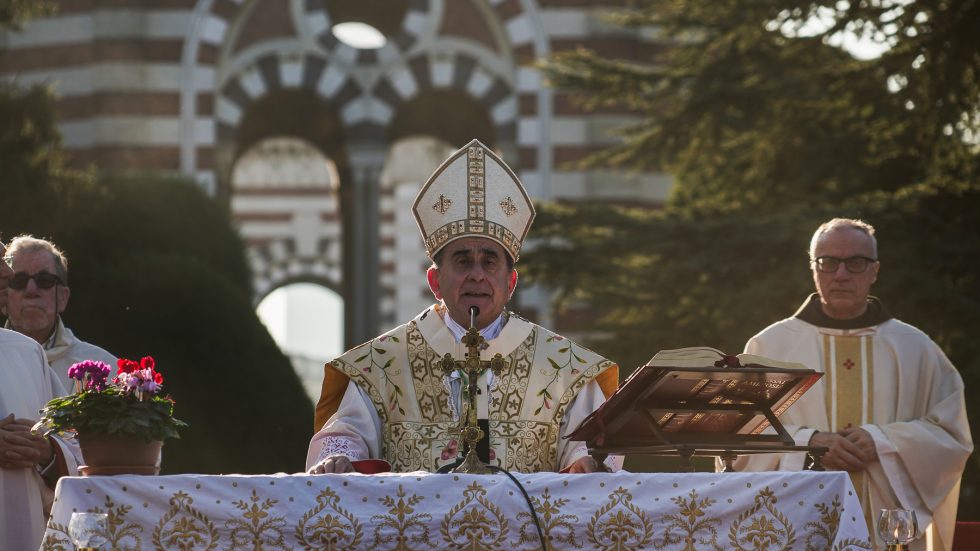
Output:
[469, 306, 480, 329]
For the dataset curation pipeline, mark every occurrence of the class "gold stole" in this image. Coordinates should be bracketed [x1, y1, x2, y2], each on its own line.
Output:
[822, 333, 875, 531]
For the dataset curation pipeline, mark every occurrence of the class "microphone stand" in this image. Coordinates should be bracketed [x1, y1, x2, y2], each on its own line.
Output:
[439, 306, 506, 474]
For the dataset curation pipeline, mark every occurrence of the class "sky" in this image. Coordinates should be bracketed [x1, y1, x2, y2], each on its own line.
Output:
[256, 283, 344, 402]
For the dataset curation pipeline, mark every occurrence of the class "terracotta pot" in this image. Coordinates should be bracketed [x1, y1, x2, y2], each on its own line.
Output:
[77, 433, 163, 476]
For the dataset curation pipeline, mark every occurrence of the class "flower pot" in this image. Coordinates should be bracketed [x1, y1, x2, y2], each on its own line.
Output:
[77, 433, 163, 475]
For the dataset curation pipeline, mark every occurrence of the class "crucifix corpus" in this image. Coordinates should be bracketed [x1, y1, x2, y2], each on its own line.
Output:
[440, 306, 507, 474]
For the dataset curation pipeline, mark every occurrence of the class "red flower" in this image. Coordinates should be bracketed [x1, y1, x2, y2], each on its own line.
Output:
[140, 356, 155, 370]
[117, 358, 140, 375]
[154, 372, 164, 384]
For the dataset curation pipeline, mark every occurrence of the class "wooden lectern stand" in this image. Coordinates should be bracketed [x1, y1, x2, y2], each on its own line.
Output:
[567, 347, 829, 472]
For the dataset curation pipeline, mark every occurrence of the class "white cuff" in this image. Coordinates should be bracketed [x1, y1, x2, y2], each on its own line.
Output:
[315, 435, 367, 463]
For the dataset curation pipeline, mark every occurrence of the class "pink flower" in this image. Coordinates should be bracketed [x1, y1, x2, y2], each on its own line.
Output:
[67, 360, 112, 391]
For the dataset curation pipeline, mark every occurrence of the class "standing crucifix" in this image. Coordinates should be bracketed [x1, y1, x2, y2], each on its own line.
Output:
[440, 306, 507, 474]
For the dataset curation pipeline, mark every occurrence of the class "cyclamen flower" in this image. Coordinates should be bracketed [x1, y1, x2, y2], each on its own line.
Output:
[67, 360, 112, 391]
[117, 358, 141, 375]
[117, 367, 163, 398]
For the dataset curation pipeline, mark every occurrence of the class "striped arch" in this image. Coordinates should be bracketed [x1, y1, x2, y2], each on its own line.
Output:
[370, 52, 518, 148]
[487, 0, 540, 57]
[180, 0, 549, 183]
[214, 52, 365, 144]
[302, 0, 435, 65]
[248, 239, 342, 304]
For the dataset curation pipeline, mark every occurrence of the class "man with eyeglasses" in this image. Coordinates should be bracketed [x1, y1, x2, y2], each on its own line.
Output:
[0, 239, 82, 550]
[2, 235, 116, 391]
[729, 218, 971, 551]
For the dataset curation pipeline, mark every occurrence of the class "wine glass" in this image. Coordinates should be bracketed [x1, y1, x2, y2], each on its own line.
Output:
[68, 512, 108, 550]
[877, 508, 917, 550]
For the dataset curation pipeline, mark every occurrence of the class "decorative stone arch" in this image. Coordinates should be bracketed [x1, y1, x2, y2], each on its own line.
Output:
[230, 135, 343, 303]
[252, 270, 343, 309]
[371, 51, 518, 151]
[301, 0, 434, 64]
[179, 0, 549, 184]
[178, 0, 550, 342]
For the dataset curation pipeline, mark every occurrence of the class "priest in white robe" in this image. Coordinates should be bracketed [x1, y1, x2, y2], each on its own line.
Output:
[307, 140, 620, 475]
[732, 218, 972, 551]
[1, 240, 82, 551]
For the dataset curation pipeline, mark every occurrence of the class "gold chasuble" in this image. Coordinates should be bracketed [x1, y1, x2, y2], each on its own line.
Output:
[821, 333, 876, 527]
[326, 306, 617, 473]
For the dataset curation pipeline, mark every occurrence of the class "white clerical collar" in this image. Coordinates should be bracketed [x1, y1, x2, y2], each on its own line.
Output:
[442, 308, 506, 343]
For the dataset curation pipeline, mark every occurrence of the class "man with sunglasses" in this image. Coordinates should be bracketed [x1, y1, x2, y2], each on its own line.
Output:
[729, 218, 971, 551]
[0, 239, 82, 550]
[2, 235, 116, 391]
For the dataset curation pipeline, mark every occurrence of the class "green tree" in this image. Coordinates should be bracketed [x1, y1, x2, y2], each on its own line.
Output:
[530, 0, 980, 517]
[1, 4, 314, 473]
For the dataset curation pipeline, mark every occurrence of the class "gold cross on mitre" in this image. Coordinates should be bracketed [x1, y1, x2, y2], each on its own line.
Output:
[439, 306, 507, 474]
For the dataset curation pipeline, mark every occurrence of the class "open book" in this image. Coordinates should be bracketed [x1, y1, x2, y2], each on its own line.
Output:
[567, 347, 821, 450]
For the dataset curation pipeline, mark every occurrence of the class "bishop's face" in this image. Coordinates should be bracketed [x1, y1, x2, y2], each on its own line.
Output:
[811, 227, 879, 320]
[427, 237, 517, 330]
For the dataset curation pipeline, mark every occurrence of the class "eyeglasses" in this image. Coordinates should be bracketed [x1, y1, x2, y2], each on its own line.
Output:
[812, 256, 877, 274]
[8, 271, 64, 290]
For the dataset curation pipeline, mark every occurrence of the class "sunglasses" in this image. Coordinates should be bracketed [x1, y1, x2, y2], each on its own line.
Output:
[8, 271, 64, 290]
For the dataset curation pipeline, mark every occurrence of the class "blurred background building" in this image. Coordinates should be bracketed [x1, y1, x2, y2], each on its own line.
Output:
[0, 0, 669, 399]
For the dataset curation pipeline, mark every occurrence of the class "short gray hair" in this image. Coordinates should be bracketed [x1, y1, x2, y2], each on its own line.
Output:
[808, 218, 878, 260]
[3, 234, 69, 284]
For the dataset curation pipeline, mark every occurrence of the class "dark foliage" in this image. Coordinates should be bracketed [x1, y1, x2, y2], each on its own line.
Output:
[1, 86, 313, 474]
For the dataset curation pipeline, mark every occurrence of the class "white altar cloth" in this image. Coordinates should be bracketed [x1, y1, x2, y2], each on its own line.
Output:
[41, 471, 870, 550]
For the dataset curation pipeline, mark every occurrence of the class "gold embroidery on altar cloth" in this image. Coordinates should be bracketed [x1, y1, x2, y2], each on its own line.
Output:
[42, 494, 143, 550]
[153, 491, 219, 550]
[296, 486, 363, 550]
[371, 484, 434, 549]
[517, 487, 581, 548]
[728, 487, 796, 551]
[655, 489, 723, 550]
[226, 488, 288, 550]
[441, 481, 509, 549]
[804, 494, 873, 551]
[588, 486, 654, 550]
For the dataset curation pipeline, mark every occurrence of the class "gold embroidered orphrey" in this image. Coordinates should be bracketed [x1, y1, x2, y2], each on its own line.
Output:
[329, 312, 615, 473]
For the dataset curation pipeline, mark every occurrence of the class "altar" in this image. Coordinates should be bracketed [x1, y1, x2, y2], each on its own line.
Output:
[40, 470, 870, 550]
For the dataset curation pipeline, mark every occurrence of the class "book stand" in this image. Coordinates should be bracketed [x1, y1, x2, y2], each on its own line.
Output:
[568, 351, 829, 472]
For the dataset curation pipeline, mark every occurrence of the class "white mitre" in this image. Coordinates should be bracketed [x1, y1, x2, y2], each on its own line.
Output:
[413, 139, 535, 262]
